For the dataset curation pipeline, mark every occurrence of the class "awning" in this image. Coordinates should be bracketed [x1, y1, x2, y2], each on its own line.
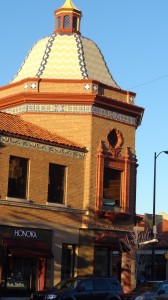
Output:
[3, 238, 53, 258]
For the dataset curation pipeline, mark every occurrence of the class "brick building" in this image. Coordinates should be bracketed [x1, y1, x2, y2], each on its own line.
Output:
[0, 0, 144, 297]
[137, 213, 168, 281]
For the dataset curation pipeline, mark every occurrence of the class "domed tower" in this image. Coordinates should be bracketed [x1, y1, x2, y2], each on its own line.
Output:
[0, 0, 144, 220]
[10, 0, 119, 87]
[54, 0, 81, 35]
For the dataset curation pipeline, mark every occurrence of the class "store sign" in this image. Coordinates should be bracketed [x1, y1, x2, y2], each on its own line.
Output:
[14, 229, 38, 239]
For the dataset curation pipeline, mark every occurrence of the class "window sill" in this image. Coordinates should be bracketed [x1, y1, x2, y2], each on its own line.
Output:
[6, 197, 31, 204]
[46, 202, 68, 208]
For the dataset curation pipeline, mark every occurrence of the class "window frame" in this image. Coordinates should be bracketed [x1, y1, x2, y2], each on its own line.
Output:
[103, 167, 123, 211]
[61, 244, 77, 280]
[47, 163, 67, 205]
[96, 144, 131, 213]
[63, 15, 71, 29]
[7, 155, 29, 200]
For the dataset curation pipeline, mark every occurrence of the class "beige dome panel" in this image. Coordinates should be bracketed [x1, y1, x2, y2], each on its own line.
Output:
[12, 37, 49, 83]
[82, 37, 119, 88]
[40, 35, 83, 80]
[11, 33, 119, 88]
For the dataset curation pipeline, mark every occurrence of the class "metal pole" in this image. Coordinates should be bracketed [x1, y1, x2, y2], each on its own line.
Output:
[151, 150, 168, 280]
[152, 152, 156, 280]
[153, 152, 156, 231]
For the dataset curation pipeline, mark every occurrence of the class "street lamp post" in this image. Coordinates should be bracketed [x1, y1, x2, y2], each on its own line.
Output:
[152, 150, 168, 280]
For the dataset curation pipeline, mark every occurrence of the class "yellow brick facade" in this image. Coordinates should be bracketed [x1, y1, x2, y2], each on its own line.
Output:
[0, 140, 85, 210]
[19, 112, 136, 211]
[0, 0, 144, 295]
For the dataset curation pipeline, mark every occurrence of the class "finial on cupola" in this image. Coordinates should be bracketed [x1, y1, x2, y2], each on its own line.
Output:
[54, 0, 82, 34]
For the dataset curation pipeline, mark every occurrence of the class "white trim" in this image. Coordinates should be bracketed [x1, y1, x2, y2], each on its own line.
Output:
[6, 197, 31, 204]
[46, 202, 68, 208]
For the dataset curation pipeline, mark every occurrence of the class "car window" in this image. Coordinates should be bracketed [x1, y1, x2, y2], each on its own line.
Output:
[108, 278, 122, 290]
[94, 278, 109, 290]
[54, 278, 80, 290]
[79, 279, 93, 291]
[162, 284, 168, 292]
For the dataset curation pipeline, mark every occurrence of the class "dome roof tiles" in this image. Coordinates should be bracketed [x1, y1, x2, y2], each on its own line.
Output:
[12, 33, 119, 88]
[13, 37, 49, 82]
[82, 37, 117, 87]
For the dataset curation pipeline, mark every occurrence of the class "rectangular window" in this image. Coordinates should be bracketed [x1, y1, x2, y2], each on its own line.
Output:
[61, 244, 76, 280]
[103, 168, 122, 211]
[94, 247, 121, 280]
[7, 156, 28, 199]
[94, 247, 109, 276]
[48, 163, 66, 204]
[1, 256, 36, 293]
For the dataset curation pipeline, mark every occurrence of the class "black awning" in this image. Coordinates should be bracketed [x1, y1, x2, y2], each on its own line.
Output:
[3, 238, 53, 258]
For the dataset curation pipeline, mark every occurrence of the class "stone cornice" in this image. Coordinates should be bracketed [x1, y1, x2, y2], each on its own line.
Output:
[0, 135, 86, 159]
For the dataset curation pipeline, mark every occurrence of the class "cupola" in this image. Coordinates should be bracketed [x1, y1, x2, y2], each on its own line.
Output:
[54, 0, 82, 35]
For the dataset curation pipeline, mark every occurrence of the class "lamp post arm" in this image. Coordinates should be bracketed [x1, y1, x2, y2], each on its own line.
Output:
[156, 150, 168, 159]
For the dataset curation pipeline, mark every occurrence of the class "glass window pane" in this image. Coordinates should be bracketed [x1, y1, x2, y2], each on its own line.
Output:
[64, 16, 70, 28]
[94, 247, 109, 276]
[79, 279, 93, 291]
[57, 16, 61, 29]
[8, 156, 28, 199]
[94, 278, 108, 290]
[48, 163, 66, 204]
[61, 244, 76, 280]
[103, 168, 122, 211]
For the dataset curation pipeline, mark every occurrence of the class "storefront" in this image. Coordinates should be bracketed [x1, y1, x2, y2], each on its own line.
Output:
[0, 225, 53, 297]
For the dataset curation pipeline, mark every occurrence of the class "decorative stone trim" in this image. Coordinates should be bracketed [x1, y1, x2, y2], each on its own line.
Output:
[0, 136, 86, 159]
[36, 34, 56, 77]
[2, 105, 137, 126]
[75, 33, 88, 79]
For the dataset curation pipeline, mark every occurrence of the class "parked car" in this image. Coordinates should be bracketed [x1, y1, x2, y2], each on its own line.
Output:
[156, 294, 168, 300]
[122, 281, 163, 300]
[134, 280, 168, 300]
[30, 276, 123, 300]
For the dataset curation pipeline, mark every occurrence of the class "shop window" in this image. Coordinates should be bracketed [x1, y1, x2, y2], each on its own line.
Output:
[61, 244, 76, 280]
[103, 167, 122, 211]
[94, 247, 109, 276]
[1, 256, 36, 295]
[73, 16, 77, 30]
[94, 247, 120, 280]
[48, 163, 66, 204]
[63, 15, 70, 28]
[145, 254, 166, 280]
[7, 156, 29, 199]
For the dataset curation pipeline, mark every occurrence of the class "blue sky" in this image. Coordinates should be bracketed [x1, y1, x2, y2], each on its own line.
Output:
[1, 0, 168, 215]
